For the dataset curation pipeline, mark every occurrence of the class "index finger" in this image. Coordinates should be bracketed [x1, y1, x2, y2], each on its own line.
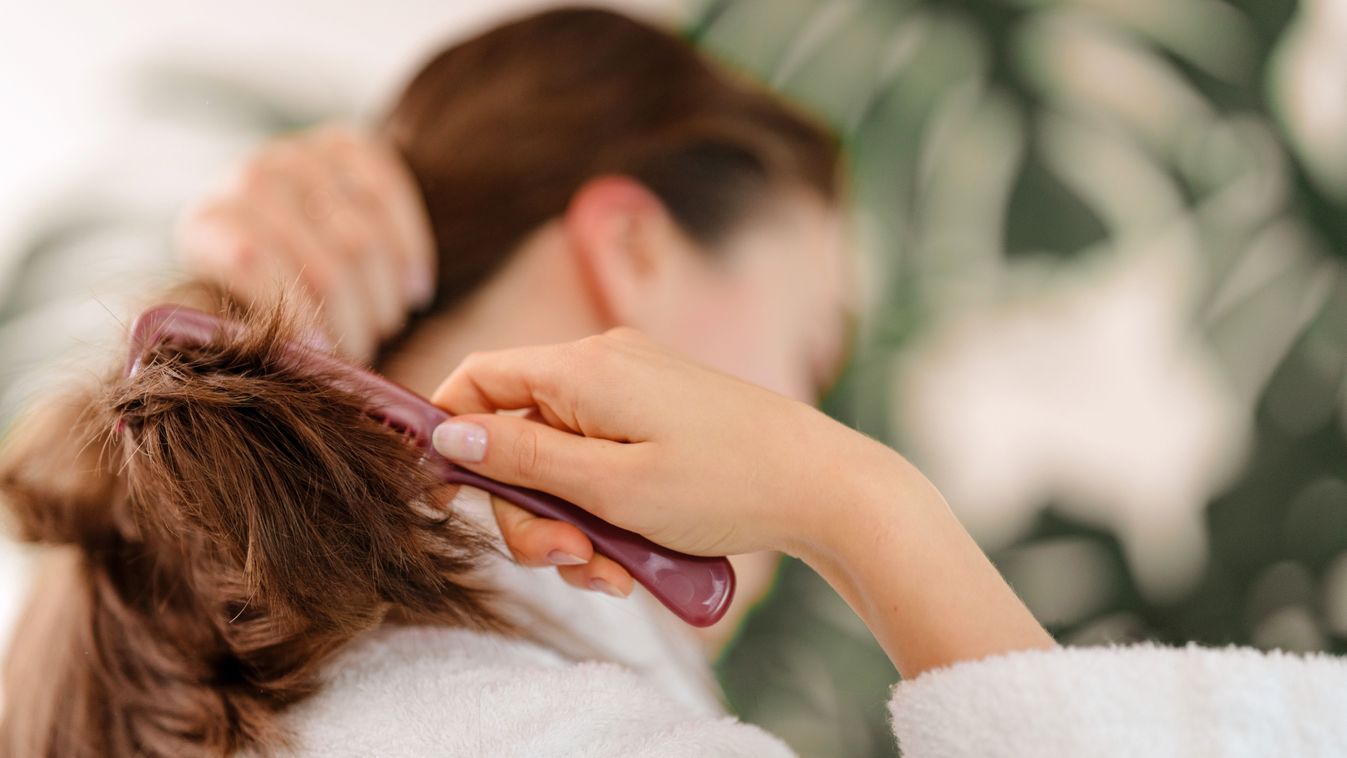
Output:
[316, 126, 437, 307]
[349, 133, 437, 304]
[431, 342, 579, 418]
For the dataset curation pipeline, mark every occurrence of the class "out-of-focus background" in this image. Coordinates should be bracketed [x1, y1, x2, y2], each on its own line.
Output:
[2, 1, 1345, 755]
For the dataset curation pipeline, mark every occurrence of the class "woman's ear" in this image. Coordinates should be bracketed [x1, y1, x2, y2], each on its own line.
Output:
[563, 176, 677, 328]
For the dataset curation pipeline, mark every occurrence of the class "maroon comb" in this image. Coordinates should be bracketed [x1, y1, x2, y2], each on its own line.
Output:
[126, 305, 734, 627]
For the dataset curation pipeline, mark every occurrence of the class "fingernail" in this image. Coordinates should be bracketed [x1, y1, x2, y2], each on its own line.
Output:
[547, 550, 588, 566]
[588, 578, 628, 598]
[432, 421, 488, 463]
[405, 270, 435, 310]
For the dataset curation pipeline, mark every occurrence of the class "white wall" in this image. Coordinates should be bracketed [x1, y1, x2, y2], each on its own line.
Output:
[0, 0, 688, 268]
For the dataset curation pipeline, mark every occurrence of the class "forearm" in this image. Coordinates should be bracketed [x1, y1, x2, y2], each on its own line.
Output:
[430, 332, 1056, 672]
[788, 432, 1055, 679]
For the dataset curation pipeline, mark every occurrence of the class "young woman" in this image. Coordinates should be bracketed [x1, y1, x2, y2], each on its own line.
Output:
[2, 7, 847, 755]
[4, 6, 1341, 757]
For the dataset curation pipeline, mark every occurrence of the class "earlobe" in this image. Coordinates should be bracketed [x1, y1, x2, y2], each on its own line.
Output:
[563, 176, 666, 328]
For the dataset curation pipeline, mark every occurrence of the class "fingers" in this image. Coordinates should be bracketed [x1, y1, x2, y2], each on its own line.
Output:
[491, 497, 634, 598]
[490, 497, 591, 567]
[432, 342, 579, 416]
[433, 413, 634, 515]
[176, 199, 321, 317]
[431, 333, 660, 442]
[177, 123, 436, 363]
[324, 127, 437, 307]
[301, 130, 409, 337]
[557, 553, 634, 598]
[272, 135, 402, 355]
[432, 330, 663, 418]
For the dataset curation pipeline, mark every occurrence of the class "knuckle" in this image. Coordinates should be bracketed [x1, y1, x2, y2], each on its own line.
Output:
[574, 335, 620, 376]
[510, 427, 546, 481]
[603, 326, 643, 343]
[578, 332, 610, 351]
[550, 346, 583, 383]
[298, 258, 336, 292]
[570, 334, 610, 365]
[457, 351, 481, 373]
[300, 185, 337, 223]
[216, 238, 256, 270]
[494, 511, 526, 546]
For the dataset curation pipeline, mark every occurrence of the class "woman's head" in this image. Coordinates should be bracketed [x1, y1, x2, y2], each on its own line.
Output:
[384, 7, 850, 401]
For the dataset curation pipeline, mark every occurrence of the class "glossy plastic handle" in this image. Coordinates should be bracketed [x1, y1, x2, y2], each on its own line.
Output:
[440, 467, 734, 627]
[126, 305, 735, 627]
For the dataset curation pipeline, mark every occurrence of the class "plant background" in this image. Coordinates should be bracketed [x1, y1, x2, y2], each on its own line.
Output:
[700, 1, 1347, 755]
[2, 2, 1345, 756]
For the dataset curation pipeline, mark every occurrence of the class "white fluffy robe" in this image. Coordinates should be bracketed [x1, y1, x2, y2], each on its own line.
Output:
[279, 626, 793, 757]
[280, 628, 1347, 757]
[890, 643, 1347, 758]
[275, 488, 1347, 756]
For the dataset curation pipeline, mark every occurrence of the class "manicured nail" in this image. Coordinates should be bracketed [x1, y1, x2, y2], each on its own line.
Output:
[406, 269, 435, 310]
[588, 578, 628, 598]
[547, 550, 588, 566]
[432, 421, 487, 463]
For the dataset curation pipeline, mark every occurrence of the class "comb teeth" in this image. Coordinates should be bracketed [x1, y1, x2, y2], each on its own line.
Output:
[381, 416, 420, 444]
[128, 305, 452, 447]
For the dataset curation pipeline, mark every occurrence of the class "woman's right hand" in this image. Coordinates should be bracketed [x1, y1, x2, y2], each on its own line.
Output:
[430, 329, 1056, 678]
[174, 125, 641, 600]
[430, 327, 867, 560]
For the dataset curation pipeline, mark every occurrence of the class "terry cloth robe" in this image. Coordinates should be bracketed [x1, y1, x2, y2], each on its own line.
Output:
[274, 488, 1347, 757]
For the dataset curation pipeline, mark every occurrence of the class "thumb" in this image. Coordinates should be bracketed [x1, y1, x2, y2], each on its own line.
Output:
[431, 414, 629, 513]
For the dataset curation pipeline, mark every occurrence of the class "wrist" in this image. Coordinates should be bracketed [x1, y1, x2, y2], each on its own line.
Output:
[781, 429, 1057, 676]
[778, 418, 926, 566]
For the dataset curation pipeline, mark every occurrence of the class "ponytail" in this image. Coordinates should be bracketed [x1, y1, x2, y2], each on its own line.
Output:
[0, 286, 502, 756]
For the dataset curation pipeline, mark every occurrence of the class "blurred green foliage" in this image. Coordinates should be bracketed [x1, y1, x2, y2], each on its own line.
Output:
[695, 1, 1347, 755]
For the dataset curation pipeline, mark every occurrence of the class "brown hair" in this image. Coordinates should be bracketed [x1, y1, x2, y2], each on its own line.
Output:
[0, 7, 839, 756]
[384, 6, 840, 306]
[0, 285, 502, 756]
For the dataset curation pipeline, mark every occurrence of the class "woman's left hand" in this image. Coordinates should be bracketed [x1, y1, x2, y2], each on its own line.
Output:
[177, 123, 632, 598]
[177, 124, 436, 362]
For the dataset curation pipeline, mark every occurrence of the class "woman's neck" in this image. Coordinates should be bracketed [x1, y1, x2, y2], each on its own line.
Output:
[377, 224, 604, 398]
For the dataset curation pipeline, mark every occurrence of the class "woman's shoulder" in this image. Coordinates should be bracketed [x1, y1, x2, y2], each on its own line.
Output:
[277, 625, 793, 757]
